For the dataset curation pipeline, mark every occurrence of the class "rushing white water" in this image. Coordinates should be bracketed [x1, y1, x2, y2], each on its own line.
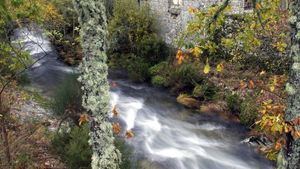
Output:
[14, 27, 274, 169]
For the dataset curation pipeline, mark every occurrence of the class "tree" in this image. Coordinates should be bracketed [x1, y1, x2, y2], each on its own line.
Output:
[277, 1, 300, 168]
[72, 0, 121, 169]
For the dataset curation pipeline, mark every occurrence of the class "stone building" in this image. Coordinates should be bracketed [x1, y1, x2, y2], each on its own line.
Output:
[144, 0, 249, 44]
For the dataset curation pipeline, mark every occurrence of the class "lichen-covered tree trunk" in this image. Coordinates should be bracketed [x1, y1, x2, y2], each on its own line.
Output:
[73, 0, 121, 168]
[278, 1, 300, 169]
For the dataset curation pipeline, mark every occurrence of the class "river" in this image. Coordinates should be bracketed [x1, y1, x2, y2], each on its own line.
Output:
[12, 27, 274, 169]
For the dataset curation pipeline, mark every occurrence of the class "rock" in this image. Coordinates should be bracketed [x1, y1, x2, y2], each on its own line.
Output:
[176, 94, 201, 109]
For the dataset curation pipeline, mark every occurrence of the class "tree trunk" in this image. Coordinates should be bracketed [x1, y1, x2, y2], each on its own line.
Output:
[278, 0, 300, 169]
[72, 0, 121, 169]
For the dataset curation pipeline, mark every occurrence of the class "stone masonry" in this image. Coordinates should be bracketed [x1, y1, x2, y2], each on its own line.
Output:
[144, 0, 246, 44]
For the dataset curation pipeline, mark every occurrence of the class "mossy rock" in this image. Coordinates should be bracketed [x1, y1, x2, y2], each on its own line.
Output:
[177, 94, 201, 109]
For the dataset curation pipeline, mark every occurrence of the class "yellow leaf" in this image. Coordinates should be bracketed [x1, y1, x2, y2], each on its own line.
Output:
[270, 85, 275, 92]
[192, 46, 202, 57]
[216, 63, 224, 72]
[203, 58, 210, 74]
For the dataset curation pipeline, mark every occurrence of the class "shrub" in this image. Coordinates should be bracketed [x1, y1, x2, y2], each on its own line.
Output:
[239, 98, 258, 127]
[151, 75, 168, 87]
[51, 124, 92, 169]
[126, 56, 151, 82]
[169, 63, 203, 92]
[136, 34, 170, 64]
[192, 82, 218, 101]
[50, 74, 82, 117]
[226, 93, 241, 115]
[108, 0, 169, 82]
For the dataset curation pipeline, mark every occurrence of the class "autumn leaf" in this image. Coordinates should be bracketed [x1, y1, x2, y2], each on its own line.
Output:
[112, 123, 121, 135]
[216, 62, 224, 72]
[249, 80, 255, 89]
[176, 50, 184, 65]
[125, 130, 134, 139]
[270, 85, 275, 92]
[79, 114, 89, 126]
[188, 7, 198, 14]
[192, 46, 202, 57]
[112, 105, 119, 117]
[203, 58, 210, 74]
[259, 70, 266, 76]
[239, 80, 247, 89]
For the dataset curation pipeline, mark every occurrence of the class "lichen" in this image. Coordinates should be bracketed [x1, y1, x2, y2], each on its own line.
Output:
[73, 0, 121, 168]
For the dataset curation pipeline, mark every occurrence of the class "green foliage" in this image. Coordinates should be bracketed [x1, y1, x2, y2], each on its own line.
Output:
[226, 93, 241, 115]
[239, 97, 258, 127]
[169, 63, 203, 92]
[192, 81, 218, 101]
[151, 75, 168, 87]
[180, 1, 290, 73]
[115, 139, 134, 169]
[51, 124, 92, 169]
[126, 56, 151, 82]
[48, 0, 81, 65]
[108, 0, 169, 82]
[50, 74, 82, 116]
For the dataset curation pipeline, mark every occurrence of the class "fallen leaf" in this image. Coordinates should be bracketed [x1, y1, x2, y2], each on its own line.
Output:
[79, 114, 89, 126]
[249, 80, 255, 89]
[112, 105, 119, 117]
[112, 123, 121, 135]
[125, 130, 134, 139]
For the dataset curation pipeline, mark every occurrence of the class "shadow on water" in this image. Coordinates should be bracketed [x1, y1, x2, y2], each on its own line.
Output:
[13, 27, 274, 169]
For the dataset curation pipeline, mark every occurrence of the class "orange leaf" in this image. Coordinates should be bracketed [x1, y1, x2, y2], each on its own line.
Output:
[176, 50, 184, 65]
[112, 105, 119, 117]
[79, 114, 89, 126]
[239, 80, 247, 89]
[249, 80, 255, 89]
[125, 130, 134, 139]
[112, 123, 121, 135]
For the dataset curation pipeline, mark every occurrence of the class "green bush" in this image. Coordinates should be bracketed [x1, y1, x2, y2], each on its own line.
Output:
[169, 63, 203, 92]
[51, 124, 92, 169]
[127, 56, 151, 82]
[151, 75, 168, 87]
[136, 34, 169, 64]
[226, 93, 241, 115]
[52, 125, 134, 169]
[50, 74, 82, 116]
[192, 82, 218, 101]
[239, 98, 258, 127]
[108, 0, 169, 82]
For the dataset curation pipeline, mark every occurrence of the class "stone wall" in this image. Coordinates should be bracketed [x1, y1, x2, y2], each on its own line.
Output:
[144, 0, 245, 45]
